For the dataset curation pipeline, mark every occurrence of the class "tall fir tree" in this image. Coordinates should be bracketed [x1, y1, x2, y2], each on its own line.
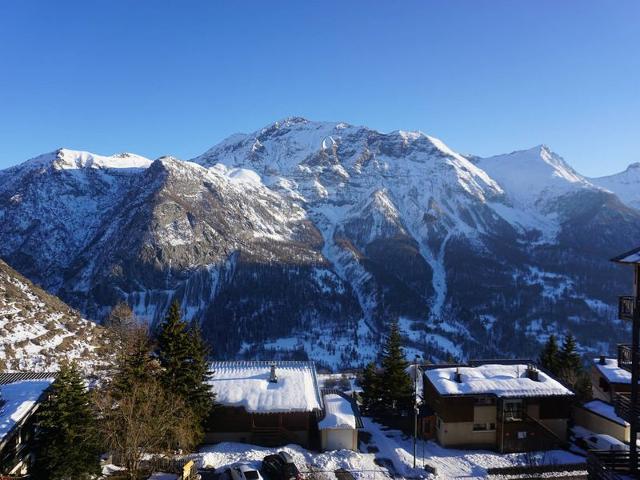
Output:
[32, 362, 101, 480]
[359, 362, 382, 415]
[558, 334, 582, 376]
[157, 301, 213, 433]
[538, 334, 560, 376]
[379, 322, 414, 412]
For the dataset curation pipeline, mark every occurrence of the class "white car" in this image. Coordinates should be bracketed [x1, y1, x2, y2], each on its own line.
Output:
[583, 433, 629, 451]
[228, 464, 263, 480]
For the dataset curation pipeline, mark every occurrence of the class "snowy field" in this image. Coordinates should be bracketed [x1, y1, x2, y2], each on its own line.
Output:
[191, 418, 584, 480]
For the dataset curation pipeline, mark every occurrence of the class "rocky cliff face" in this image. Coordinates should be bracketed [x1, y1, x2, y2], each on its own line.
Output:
[0, 119, 637, 368]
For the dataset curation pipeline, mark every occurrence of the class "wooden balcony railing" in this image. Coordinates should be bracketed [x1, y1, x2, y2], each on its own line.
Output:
[617, 344, 633, 373]
[618, 296, 639, 321]
[614, 393, 640, 427]
[587, 450, 640, 480]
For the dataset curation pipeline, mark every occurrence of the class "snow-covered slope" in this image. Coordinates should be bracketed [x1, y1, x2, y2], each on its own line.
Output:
[590, 162, 640, 209]
[0, 119, 637, 368]
[0, 258, 107, 372]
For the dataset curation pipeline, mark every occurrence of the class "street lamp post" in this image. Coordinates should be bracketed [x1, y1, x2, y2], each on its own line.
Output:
[413, 354, 420, 469]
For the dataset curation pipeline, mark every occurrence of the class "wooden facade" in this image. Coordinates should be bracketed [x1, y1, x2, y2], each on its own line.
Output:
[205, 406, 318, 448]
[423, 367, 572, 453]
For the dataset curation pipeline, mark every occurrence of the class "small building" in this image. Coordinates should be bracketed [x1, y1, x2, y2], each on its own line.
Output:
[318, 390, 362, 451]
[591, 355, 634, 403]
[206, 361, 323, 448]
[573, 399, 629, 444]
[423, 362, 574, 453]
[0, 372, 55, 476]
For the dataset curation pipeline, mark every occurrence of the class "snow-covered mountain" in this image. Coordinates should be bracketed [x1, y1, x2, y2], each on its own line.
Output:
[0, 119, 637, 368]
[590, 163, 640, 210]
[0, 258, 108, 372]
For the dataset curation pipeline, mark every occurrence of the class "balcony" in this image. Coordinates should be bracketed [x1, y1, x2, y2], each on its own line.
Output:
[613, 393, 640, 426]
[617, 344, 633, 373]
[618, 296, 639, 321]
[587, 450, 640, 480]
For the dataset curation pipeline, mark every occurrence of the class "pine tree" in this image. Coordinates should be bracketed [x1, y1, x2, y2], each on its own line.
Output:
[558, 334, 582, 377]
[538, 334, 560, 376]
[359, 362, 381, 415]
[33, 362, 101, 480]
[379, 322, 413, 413]
[156, 301, 213, 440]
[556, 333, 592, 402]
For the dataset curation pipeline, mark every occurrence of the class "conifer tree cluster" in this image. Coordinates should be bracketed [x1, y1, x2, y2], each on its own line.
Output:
[32, 362, 101, 480]
[32, 300, 216, 479]
[538, 333, 592, 401]
[359, 322, 414, 416]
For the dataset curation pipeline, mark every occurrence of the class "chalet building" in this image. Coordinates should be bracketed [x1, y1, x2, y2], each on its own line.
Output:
[423, 362, 574, 453]
[0, 372, 55, 476]
[317, 390, 362, 451]
[206, 361, 323, 448]
[591, 354, 635, 403]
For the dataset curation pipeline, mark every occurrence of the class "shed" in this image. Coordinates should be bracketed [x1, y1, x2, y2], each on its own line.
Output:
[318, 390, 362, 451]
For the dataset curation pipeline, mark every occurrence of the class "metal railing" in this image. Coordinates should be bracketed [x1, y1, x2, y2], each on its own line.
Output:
[618, 296, 638, 321]
[587, 450, 640, 480]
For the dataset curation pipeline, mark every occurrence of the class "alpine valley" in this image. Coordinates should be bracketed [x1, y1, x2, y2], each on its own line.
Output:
[1, 118, 639, 369]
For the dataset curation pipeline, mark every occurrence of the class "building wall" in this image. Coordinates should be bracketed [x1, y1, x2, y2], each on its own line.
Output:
[321, 429, 357, 451]
[206, 406, 315, 448]
[436, 418, 497, 448]
[573, 406, 629, 443]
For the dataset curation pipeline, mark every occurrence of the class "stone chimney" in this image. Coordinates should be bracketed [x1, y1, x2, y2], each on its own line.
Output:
[454, 367, 462, 383]
[599, 355, 606, 365]
[269, 363, 278, 383]
[526, 364, 539, 381]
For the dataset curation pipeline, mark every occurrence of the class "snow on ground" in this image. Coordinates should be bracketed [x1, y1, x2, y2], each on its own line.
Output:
[193, 418, 583, 480]
[196, 442, 389, 480]
[362, 418, 584, 480]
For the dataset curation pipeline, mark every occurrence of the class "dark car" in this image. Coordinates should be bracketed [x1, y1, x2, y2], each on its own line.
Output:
[261, 452, 301, 480]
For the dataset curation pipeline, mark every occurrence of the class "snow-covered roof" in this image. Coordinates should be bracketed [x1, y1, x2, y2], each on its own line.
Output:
[318, 394, 358, 430]
[209, 361, 322, 413]
[594, 358, 633, 384]
[611, 246, 640, 264]
[582, 400, 628, 426]
[0, 377, 54, 442]
[425, 364, 573, 398]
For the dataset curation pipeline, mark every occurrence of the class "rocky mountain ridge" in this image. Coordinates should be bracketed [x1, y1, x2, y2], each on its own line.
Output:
[1, 118, 638, 368]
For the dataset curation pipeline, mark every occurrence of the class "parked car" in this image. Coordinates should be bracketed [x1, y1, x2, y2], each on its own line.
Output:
[261, 452, 301, 480]
[582, 433, 629, 451]
[228, 464, 264, 480]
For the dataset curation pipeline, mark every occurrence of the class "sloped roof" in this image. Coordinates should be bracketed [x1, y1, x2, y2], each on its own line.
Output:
[611, 246, 640, 264]
[594, 358, 633, 384]
[425, 364, 573, 398]
[0, 374, 55, 442]
[318, 390, 363, 430]
[209, 361, 322, 413]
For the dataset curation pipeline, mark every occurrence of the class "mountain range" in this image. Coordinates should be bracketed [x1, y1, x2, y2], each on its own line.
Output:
[1, 117, 638, 369]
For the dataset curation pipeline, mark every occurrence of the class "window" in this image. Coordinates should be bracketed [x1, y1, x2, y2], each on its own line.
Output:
[599, 377, 610, 392]
[472, 422, 496, 432]
[475, 396, 494, 406]
[517, 431, 527, 439]
[503, 399, 524, 421]
[436, 417, 441, 429]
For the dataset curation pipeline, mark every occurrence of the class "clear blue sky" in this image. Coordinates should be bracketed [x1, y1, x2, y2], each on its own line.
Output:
[0, 1, 638, 176]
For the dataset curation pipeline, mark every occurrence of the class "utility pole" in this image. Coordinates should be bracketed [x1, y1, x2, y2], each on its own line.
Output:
[413, 354, 420, 469]
[631, 265, 639, 473]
